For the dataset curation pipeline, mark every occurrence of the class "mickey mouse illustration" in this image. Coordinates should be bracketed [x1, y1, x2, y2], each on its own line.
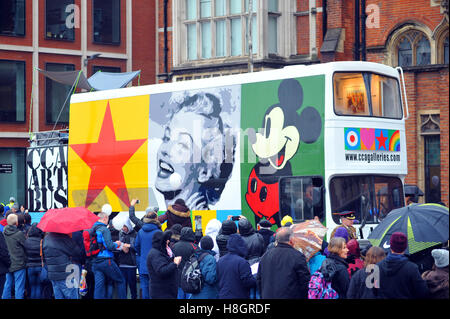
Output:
[245, 78, 322, 225]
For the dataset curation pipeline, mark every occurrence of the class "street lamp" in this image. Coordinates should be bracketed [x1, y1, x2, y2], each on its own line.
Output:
[83, 53, 101, 67]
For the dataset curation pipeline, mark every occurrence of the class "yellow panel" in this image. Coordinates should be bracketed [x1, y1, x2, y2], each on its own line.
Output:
[68, 95, 149, 211]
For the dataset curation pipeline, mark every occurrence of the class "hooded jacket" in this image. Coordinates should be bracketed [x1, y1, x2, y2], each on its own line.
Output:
[421, 266, 449, 299]
[172, 227, 198, 284]
[118, 218, 137, 267]
[257, 242, 310, 299]
[134, 221, 161, 274]
[146, 231, 178, 298]
[238, 218, 265, 263]
[158, 204, 192, 229]
[204, 219, 222, 261]
[216, 234, 256, 299]
[43, 232, 84, 281]
[3, 225, 27, 272]
[0, 232, 11, 275]
[216, 220, 237, 257]
[24, 224, 43, 268]
[191, 249, 219, 299]
[376, 253, 429, 299]
[320, 253, 350, 299]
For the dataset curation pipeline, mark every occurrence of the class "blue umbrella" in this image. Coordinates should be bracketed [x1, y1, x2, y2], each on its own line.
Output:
[368, 203, 449, 254]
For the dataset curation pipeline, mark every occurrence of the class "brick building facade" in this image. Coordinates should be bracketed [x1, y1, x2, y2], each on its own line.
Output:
[157, 0, 448, 206]
[0, 0, 157, 205]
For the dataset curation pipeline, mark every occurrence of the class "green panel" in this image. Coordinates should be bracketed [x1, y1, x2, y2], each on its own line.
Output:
[240, 75, 325, 226]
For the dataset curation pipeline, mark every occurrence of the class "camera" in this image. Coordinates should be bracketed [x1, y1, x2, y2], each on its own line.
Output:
[231, 216, 241, 221]
[136, 199, 140, 204]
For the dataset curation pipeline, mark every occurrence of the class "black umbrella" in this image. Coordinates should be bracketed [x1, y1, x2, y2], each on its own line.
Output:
[368, 203, 449, 254]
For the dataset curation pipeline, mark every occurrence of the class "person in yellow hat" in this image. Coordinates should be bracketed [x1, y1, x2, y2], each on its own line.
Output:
[281, 215, 294, 227]
[330, 211, 357, 240]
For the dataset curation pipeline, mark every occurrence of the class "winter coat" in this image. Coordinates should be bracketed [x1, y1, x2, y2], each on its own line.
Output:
[238, 218, 265, 263]
[118, 225, 137, 267]
[257, 242, 310, 299]
[0, 232, 11, 275]
[24, 225, 43, 268]
[258, 228, 275, 252]
[320, 253, 350, 299]
[3, 225, 27, 272]
[421, 266, 449, 299]
[216, 220, 237, 257]
[376, 252, 429, 299]
[216, 234, 256, 299]
[134, 221, 161, 274]
[43, 232, 84, 281]
[204, 219, 221, 262]
[146, 231, 178, 299]
[91, 221, 120, 260]
[347, 266, 378, 299]
[190, 249, 218, 299]
[172, 227, 198, 285]
[158, 204, 192, 229]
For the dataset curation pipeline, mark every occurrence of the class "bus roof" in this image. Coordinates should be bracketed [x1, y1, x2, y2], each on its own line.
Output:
[70, 61, 399, 104]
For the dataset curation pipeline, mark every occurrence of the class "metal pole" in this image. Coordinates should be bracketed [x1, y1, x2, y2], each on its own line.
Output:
[247, 0, 254, 73]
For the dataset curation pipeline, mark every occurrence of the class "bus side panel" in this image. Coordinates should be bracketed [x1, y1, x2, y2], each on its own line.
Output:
[241, 75, 325, 227]
[68, 95, 150, 212]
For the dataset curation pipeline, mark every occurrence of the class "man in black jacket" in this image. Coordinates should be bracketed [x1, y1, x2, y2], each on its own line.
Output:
[172, 227, 198, 299]
[376, 232, 429, 299]
[256, 227, 310, 299]
[43, 231, 84, 299]
[2, 213, 27, 299]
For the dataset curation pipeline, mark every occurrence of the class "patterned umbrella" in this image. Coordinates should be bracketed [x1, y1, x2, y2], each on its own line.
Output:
[290, 217, 328, 261]
[368, 203, 449, 254]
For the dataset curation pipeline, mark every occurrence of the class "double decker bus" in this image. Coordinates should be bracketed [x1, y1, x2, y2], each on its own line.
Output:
[67, 61, 408, 238]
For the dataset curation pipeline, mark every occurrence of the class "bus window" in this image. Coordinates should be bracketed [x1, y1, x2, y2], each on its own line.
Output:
[329, 175, 403, 225]
[371, 74, 402, 119]
[334, 73, 370, 116]
[334, 72, 402, 119]
[279, 176, 324, 223]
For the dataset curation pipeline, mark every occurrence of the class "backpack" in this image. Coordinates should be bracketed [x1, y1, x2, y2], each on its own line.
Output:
[180, 252, 208, 294]
[83, 224, 103, 257]
[308, 271, 339, 299]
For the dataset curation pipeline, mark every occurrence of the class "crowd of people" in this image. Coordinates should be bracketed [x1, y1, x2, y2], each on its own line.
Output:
[0, 196, 448, 300]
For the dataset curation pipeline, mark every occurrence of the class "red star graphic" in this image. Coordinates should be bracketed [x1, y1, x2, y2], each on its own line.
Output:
[376, 131, 388, 150]
[70, 102, 146, 208]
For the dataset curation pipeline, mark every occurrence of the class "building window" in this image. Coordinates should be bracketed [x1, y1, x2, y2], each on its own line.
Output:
[0, 0, 25, 36]
[396, 30, 431, 67]
[184, 0, 258, 60]
[420, 114, 441, 204]
[268, 0, 279, 54]
[0, 148, 26, 207]
[45, 63, 75, 124]
[0, 60, 25, 123]
[93, 0, 120, 45]
[45, 0, 75, 41]
[444, 36, 449, 64]
[92, 65, 121, 74]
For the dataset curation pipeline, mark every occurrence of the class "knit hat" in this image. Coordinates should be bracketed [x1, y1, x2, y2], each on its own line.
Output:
[145, 206, 159, 214]
[334, 227, 349, 242]
[170, 223, 182, 236]
[143, 211, 158, 224]
[258, 220, 272, 228]
[390, 232, 408, 253]
[101, 203, 112, 216]
[431, 249, 449, 268]
[200, 235, 214, 251]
